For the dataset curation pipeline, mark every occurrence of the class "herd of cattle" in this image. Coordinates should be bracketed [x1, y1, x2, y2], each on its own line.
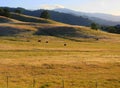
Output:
[37, 40, 67, 46]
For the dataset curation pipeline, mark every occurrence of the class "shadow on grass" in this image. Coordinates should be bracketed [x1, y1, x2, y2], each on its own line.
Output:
[34, 26, 98, 42]
[0, 26, 31, 36]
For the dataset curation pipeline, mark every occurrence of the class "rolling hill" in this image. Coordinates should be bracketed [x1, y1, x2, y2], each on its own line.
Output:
[0, 14, 120, 42]
[1, 7, 93, 26]
[10, 13, 64, 25]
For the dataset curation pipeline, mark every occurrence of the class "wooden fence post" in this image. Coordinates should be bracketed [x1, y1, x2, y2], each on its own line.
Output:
[33, 78, 36, 88]
[62, 79, 65, 88]
[6, 76, 9, 88]
[95, 81, 98, 88]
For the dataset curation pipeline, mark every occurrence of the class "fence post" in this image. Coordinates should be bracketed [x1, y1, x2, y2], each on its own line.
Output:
[6, 76, 9, 88]
[95, 81, 98, 88]
[62, 79, 64, 88]
[33, 78, 36, 88]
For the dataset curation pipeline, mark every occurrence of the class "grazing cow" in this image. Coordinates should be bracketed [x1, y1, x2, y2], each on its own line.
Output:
[27, 40, 30, 42]
[46, 41, 48, 43]
[64, 43, 67, 46]
[95, 38, 99, 41]
[38, 40, 41, 42]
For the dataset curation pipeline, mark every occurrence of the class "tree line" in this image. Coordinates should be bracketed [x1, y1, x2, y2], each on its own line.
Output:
[101, 25, 120, 34]
[90, 22, 120, 34]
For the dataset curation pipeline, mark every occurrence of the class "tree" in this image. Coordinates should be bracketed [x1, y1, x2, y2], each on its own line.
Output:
[2, 8, 11, 17]
[104, 26, 120, 34]
[91, 23, 99, 30]
[14, 9, 22, 14]
[0, 8, 4, 15]
[107, 26, 117, 33]
[0, 8, 11, 17]
[40, 10, 50, 19]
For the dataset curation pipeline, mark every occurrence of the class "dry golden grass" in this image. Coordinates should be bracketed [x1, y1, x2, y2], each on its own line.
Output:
[0, 35, 120, 88]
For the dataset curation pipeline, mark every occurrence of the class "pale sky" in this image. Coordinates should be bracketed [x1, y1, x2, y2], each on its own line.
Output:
[0, 0, 120, 15]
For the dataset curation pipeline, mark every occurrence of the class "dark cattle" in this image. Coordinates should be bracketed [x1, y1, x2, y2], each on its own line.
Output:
[27, 40, 30, 42]
[64, 44, 67, 46]
[38, 40, 41, 42]
[46, 41, 48, 43]
[95, 38, 99, 41]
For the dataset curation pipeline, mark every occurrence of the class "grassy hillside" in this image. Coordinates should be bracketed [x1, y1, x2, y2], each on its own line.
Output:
[10, 13, 64, 24]
[0, 30, 120, 88]
[35, 25, 119, 41]
[0, 16, 21, 23]
[0, 21, 119, 42]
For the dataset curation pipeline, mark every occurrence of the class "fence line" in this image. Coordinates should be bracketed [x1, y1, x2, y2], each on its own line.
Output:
[1, 76, 119, 88]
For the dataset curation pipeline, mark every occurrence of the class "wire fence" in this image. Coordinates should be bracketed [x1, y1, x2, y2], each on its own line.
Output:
[0, 75, 120, 88]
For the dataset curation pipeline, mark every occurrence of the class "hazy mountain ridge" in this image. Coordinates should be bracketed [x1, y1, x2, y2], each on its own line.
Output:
[54, 8, 120, 26]
[54, 8, 120, 21]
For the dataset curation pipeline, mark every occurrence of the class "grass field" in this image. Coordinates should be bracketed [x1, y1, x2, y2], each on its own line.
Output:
[0, 35, 120, 88]
[0, 15, 120, 88]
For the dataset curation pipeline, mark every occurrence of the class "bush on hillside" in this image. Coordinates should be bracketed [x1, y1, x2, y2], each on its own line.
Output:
[91, 23, 99, 30]
[40, 10, 50, 19]
[14, 9, 22, 14]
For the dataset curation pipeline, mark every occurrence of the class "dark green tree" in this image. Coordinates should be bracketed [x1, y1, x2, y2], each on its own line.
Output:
[14, 9, 22, 14]
[91, 23, 99, 30]
[3, 8, 11, 17]
[40, 10, 50, 19]
[0, 8, 4, 16]
[107, 26, 116, 33]
[0, 8, 11, 17]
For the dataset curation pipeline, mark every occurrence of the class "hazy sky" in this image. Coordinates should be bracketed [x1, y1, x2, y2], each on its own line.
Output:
[0, 0, 120, 15]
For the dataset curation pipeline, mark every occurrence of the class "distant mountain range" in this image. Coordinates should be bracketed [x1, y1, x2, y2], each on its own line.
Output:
[54, 8, 120, 26]
[54, 8, 120, 21]
[1, 7, 120, 26]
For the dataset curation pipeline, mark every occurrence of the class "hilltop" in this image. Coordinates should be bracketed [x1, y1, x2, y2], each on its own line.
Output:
[10, 13, 63, 24]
